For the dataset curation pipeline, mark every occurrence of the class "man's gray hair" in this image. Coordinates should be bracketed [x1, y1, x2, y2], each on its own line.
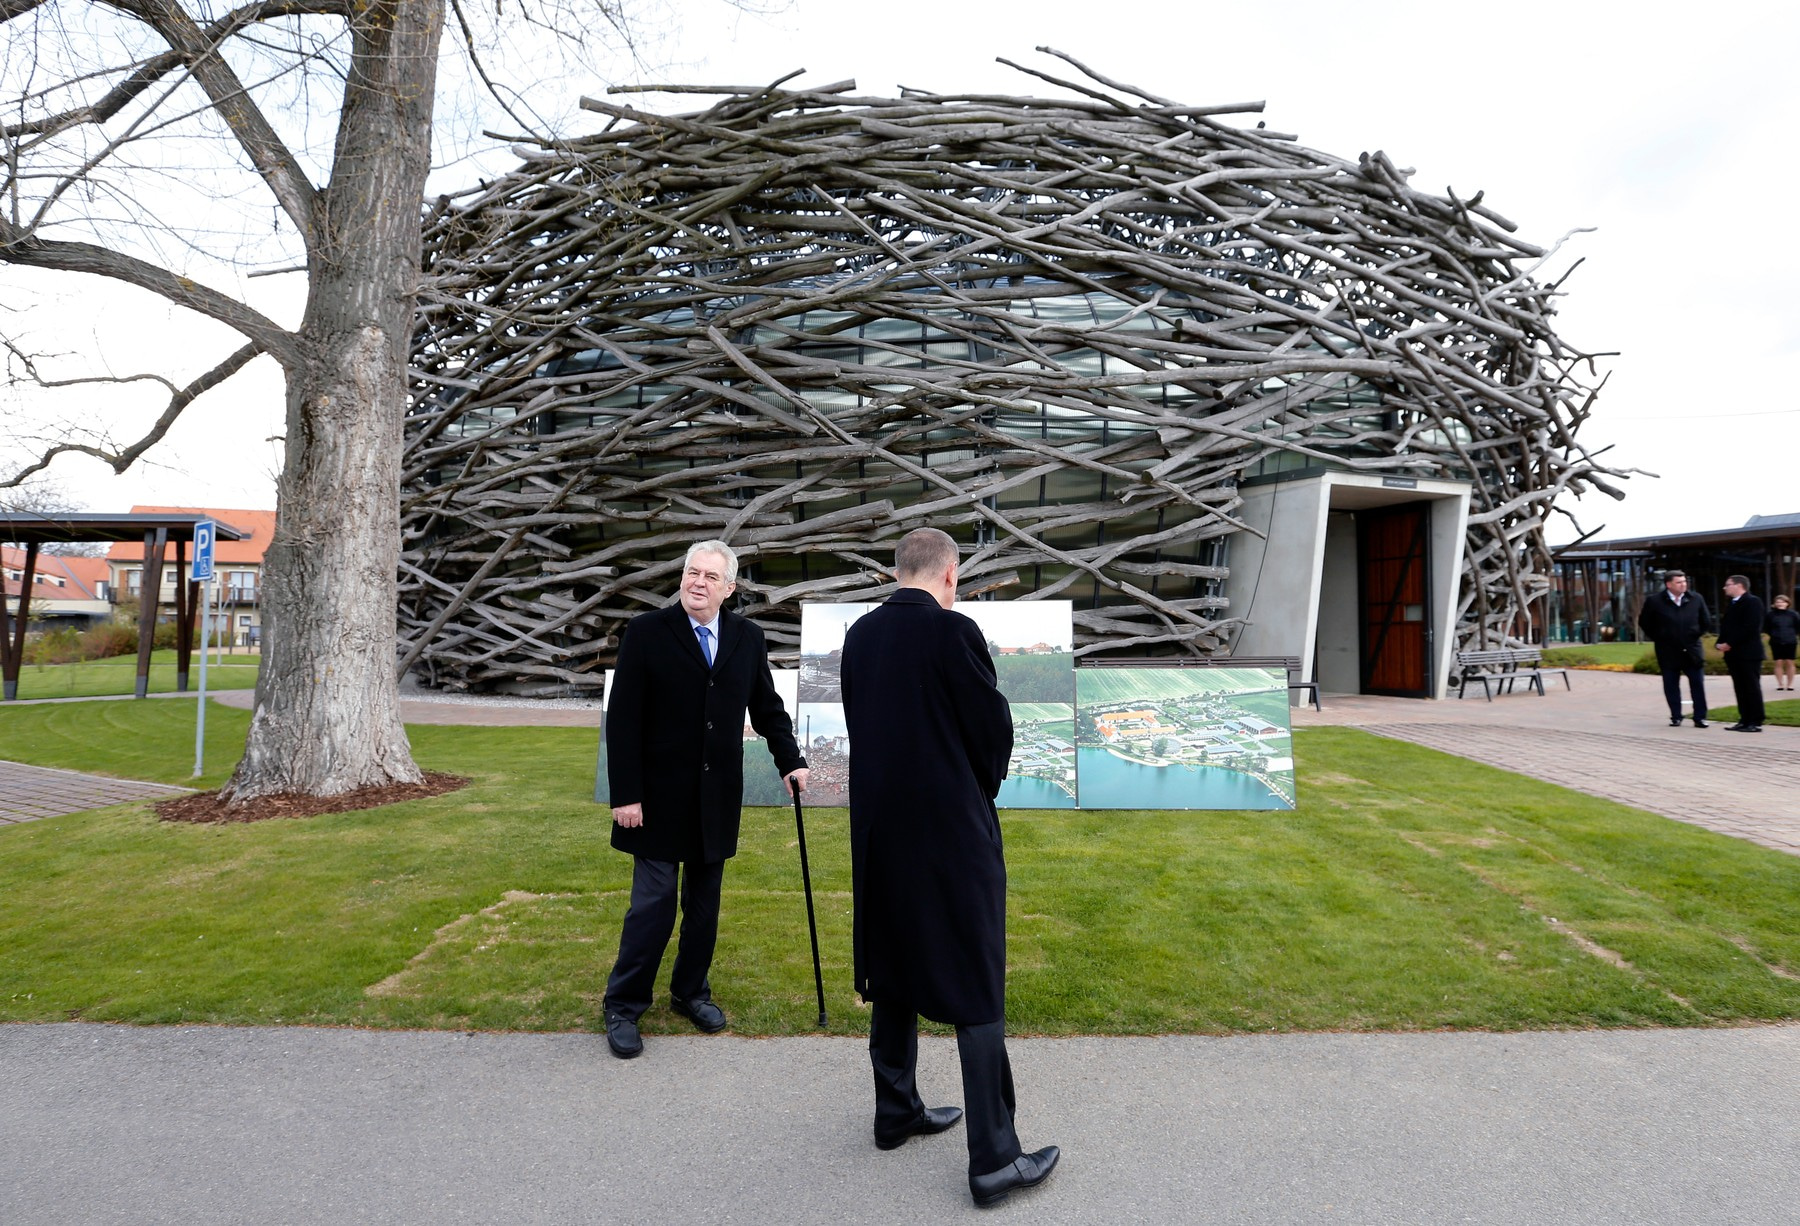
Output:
[894, 527, 959, 582]
[1727, 573, 1752, 590]
[685, 539, 739, 583]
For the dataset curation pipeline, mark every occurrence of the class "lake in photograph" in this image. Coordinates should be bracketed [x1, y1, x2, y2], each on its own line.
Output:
[1074, 747, 1292, 810]
[996, 774, 1078, 809]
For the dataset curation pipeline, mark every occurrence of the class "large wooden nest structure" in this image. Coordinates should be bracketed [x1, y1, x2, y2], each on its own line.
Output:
[403, 52, 1623, 693]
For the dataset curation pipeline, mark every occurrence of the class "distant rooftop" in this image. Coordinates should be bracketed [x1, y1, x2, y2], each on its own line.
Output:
[1556, 511, 1800, 558]
[1744, 512, 1800, 530]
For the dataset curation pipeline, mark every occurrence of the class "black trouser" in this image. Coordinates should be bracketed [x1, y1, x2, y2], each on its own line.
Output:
[1659, 659, 1708, 721]
[869, 997, 1021, 1175]
[1727, 656, 1766, 726]
[603, 857, 725, 1020]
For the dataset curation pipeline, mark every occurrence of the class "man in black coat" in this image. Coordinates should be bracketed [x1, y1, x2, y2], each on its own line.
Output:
[1716, 574, 1767, 732]
[1637, 570, 1714, 728]
[841, 527, 1059, 1209]
[601, 539, 808, 1058]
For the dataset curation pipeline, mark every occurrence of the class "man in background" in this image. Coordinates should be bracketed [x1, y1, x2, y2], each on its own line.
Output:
[1637, 570, 1713, 728]
[601, 539, 808, 1058]
[1717, 574, 1766, 733]
[840, 527, 1059, 1209]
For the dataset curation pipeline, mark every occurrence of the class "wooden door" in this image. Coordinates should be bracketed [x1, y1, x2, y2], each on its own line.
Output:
[1359, 504, 1431, 697]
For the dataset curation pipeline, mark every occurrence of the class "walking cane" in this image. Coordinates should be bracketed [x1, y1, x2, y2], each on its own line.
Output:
[790, 778, 828, 1028]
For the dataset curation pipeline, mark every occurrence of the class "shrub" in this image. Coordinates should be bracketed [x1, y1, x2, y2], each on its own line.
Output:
[24, 627, 83, 666]
[79, 623, 139, 660]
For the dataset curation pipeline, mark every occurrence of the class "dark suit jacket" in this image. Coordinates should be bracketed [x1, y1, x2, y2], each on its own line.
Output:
[1637, 590, 1714, 670]
[606, 603, 805, 864]
[1717, 594, 1766, 663]
[842, 588, 1014, 1025]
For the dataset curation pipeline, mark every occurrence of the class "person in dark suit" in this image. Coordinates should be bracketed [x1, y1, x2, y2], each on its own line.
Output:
[1637, 570, 1714, 728]
[601, 539, 809, 1059]
[1716, 574, 1766, 733]
[840, 527, 1059, 1209]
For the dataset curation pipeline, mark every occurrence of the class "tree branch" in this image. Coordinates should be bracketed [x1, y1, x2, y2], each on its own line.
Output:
[0, 217, 296, 359]
[95, 0, 332, 235]
[2, 340, 265, 486]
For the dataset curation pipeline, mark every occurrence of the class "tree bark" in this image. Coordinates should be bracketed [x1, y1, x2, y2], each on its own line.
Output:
[222, 0, 443, 800]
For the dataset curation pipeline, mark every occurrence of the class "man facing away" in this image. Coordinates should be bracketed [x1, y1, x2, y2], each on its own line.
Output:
[1637, 570, 1714, 728]
[840, 527, 1060, 1209]
[1716, 574, 1767, 733]
[601, 539, 809, 1058]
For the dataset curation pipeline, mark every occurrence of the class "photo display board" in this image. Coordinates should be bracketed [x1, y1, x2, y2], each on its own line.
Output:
[593, 604, 1297, 811]
[794, 602, 1295, 811]
[1074, 667, 1296, 810]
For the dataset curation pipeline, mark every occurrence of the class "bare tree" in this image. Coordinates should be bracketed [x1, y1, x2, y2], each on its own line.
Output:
[0, 0, 661, 798]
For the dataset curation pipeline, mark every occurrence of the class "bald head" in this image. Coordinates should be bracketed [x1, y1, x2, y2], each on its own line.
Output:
[893, 528, 960, 609]
[894, 528, 958, 582]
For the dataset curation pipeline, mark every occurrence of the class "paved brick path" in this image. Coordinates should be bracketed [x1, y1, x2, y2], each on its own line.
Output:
[1294, 669, 1800, 855]
[0, 759, 190, 825]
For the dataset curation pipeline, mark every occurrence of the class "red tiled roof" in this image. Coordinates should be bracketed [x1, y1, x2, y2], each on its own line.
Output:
[106, 507, 275, 565]
[2, 548, 112, 600]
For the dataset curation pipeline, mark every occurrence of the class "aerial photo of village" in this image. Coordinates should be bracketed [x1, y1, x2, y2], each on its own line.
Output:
[1074, 667, 1296, 809]
[601, 613, 1295, 811]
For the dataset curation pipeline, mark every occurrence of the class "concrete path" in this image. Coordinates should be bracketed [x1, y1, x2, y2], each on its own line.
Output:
[4, 1021, 1798, 1225]
[1293, 670, 1800, 855]
[0, 758, 189, 825]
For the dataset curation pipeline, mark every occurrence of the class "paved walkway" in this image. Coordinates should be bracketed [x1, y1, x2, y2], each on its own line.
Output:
[5, 1021, 1799, 1224]
[1293, 670, 1800, 855]
[0, 759, 189, 825]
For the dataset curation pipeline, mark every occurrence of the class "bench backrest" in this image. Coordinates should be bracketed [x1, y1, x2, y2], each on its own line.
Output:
[1456, 647, 1543, 667]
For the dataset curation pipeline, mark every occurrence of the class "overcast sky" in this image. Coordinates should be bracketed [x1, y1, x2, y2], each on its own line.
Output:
[5, 0, 1794, 546]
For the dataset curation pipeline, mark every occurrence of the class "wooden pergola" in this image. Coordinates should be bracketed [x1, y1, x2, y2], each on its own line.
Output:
[0, 512, 246, 701]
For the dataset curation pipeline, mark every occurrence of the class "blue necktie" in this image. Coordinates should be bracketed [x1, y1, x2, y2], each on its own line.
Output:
[696, 625, 714, 666]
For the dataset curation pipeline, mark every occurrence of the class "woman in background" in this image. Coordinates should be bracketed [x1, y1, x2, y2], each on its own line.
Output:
[1767, 594, 1799, 691]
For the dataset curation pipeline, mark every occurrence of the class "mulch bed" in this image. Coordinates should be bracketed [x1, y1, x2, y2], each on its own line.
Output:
[157, 771, 469, 824]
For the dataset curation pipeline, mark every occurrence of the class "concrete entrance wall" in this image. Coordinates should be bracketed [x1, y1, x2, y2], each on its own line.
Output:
[1224, 472, 1472, 701]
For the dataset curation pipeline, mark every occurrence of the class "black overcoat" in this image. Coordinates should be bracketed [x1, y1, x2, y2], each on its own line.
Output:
[842, 589, 1014, 1025]
[606, 603, 805, 864]
[1637, 591, 1714, 670]
[1717, 594, 1767, 662]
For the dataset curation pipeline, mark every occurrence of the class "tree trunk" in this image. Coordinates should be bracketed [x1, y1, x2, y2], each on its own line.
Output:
[222, 0, 443, 801]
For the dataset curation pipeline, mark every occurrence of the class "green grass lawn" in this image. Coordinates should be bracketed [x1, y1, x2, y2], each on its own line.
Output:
[4, 699, 1800, 1035]
[1541, 642, 1650, 668]
[1712, 695, 1800, 728]
[8, 649, 261, 700]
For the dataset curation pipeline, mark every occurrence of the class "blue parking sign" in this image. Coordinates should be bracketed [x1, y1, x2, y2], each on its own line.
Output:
[191, 520, 216, 581]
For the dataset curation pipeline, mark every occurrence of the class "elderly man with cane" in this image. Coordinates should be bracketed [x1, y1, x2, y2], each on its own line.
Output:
[600, 539, 809, 1059]
[840, 527, 1060, 1209]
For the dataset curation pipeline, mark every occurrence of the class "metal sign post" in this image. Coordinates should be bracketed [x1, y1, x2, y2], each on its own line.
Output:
[191, 521, 215, 780]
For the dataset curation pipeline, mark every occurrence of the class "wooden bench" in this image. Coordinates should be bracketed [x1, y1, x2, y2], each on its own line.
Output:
[1084, 654, 1321, 710]
[1452, 647, 1571, 701]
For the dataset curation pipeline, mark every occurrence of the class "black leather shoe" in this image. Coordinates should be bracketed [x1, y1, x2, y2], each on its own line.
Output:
[875, 1105, 963, 1150]
[1725, 723, 1750, 732]
[1669, 716, 1683, 726]
[970, 1145, 1060, 1209]
[670, 995, 727, 1033]
[1693, 719, 1709, 728]
[604, 1010, 642, 1059]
